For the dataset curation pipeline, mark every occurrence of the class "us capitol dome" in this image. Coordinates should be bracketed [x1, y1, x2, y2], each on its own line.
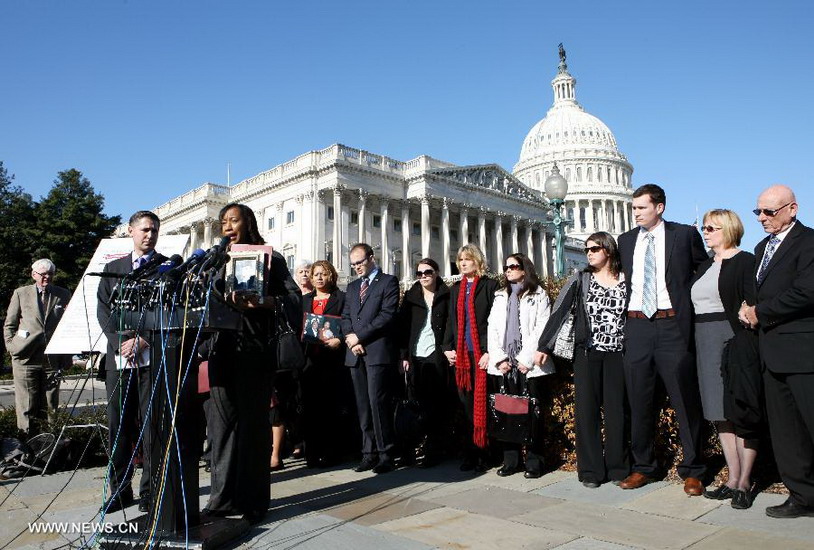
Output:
[513, 45, 634, 241]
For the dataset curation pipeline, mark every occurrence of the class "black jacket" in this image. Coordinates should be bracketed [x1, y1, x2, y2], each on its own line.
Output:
[691, 251, 756, 334]
[302, 289, 346, 368]
[398, 281, 450, 362]
[537, 271, 591, 354]
[442, 277, 498, 355]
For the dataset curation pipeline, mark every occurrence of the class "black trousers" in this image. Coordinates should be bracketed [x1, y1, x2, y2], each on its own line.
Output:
[349, 358, 395, 460]
[497, 373, 546, 473]
[205, 351, 272, 516]
[623, 317, 705, 479]
[574, 348, 629, 483]
[410, 352, 451, 453]
[104, 365, 153, 497]
[300, 353, 346, 463]
[456, 353, 492, 460]
[764, 368, 814, 507]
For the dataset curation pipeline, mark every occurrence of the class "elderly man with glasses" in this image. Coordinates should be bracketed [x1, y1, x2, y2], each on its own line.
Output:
[739, 184, 814, 518]
[3, 258, 72, 435]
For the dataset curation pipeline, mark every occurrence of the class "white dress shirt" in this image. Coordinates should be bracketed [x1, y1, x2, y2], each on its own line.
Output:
[629, 220, 673, 311]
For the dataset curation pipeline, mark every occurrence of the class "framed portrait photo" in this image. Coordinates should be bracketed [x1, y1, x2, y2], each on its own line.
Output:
[225, 250, 266, 298]
[302, 312, 343, 345]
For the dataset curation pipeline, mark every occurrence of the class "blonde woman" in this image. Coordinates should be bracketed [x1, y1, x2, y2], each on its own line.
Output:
[443, 244, 498, 471]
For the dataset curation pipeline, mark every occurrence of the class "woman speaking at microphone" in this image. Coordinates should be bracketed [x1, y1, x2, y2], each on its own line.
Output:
[201, 202, 299, 524]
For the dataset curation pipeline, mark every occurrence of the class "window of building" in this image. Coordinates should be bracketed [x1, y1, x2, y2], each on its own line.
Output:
[286, 211, 295, 225]
[373, 215, 381, 228]
[431, 226, 440, 240]
[327, 206, 334, 221]
[267, 217, 275, 230]
[351, 210, 359, 224]
[286, 255, 294, 271]
[393, 218, 402, 232]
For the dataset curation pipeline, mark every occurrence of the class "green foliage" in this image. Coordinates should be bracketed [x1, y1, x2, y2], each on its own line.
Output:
[32, 169, 121, 292]
[0, 162, 37, 307]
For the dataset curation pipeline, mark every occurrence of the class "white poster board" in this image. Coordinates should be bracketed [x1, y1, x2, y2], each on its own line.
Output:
[44, 235, 190, 355]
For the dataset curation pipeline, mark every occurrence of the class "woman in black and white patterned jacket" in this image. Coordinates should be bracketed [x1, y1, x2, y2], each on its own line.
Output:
[536, 231, 630, 488]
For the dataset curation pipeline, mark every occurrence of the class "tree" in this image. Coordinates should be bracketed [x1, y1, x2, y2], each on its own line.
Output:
[0, 161, 37, 308]
[32, 169, 121, 292]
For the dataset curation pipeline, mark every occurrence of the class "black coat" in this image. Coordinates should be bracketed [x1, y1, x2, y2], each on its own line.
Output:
[442, 277, 498, 355]
[691, 251, 756, 334]
[398, 281, 450, 363]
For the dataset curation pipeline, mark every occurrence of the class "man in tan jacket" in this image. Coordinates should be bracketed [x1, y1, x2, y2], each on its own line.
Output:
[3, 258, 71, 434]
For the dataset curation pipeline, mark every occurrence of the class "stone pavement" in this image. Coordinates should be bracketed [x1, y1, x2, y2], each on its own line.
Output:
[2, 459, 813, 549]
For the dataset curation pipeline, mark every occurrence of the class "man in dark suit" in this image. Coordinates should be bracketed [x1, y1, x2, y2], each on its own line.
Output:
[97, 210, 165, 513]
[617, 184, 708, 495]
[3, 258, 71, 435]
[341, 242, 401, 474]
[740, 185, 814, 518]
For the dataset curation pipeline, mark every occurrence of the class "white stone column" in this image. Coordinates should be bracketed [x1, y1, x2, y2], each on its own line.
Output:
[585, 199, 595, 234]
[540, 230, 552, 279]
[441, 198, 451, 277]
[380, 199, 390, 272]
[332, 187, 344, 273]
[510, 216, 519, 254]
[189, 222, 200, 251]
[614, 200, 623, 234]
[494, 213, 504, 269]
[459, 206, 469, 246]
[203, 217, 213, 247]
[420, 195, 431, 258]
[358, 190, 367, 244]
[478, 208, 487, 261]
[296, 194, 307, 257]
[525, 221, 535, 264]
[402, 200, 411, 280]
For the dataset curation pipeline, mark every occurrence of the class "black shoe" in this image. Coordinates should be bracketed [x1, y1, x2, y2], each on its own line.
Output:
[373, 459, 395, 474]
[474, 458, 491, 473]
[582, 480, 600, 488]
[704, 484, 735, 500]
[102, 488, 134, 514]
[416, 454, 439, 469]
[138, 493, 150, 513]
[201, 507, 240, 518]
[242, 511, 266, 525]
[353, 457, 378, 472]
[765, 499, 814, 518]
[524, 470, 543, 479]
[731, 489, 754, 510]
[496, 465, 520, 477]
[460, 457, 476, 471]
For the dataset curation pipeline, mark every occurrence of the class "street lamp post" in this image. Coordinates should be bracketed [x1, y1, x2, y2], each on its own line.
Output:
[544, 162, 569, 277]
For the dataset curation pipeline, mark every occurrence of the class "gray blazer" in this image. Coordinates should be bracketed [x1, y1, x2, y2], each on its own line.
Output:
[3, 284, 71, 366]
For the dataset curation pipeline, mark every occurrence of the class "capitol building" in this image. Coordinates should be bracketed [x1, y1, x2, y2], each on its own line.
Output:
[147, 48, 634, 282]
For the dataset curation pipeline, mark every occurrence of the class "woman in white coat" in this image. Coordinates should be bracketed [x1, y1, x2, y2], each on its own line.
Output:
[487, 253, 551, 478]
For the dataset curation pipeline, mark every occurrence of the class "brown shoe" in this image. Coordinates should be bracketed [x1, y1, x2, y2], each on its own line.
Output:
[684, 477, 704, 496]
[619, 472, 653, 490]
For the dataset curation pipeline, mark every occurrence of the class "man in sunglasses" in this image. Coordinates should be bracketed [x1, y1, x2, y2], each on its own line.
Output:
[739, 185, 814, 518]
[616, 184, 709, 495]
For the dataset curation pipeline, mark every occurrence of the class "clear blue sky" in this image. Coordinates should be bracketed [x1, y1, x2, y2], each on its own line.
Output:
[2, 0, 812, 250]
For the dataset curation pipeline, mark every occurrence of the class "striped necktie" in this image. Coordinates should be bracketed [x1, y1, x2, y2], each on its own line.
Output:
[757, 235, 781, 284]
[359, 277, 369, 304]
[642, 232, 657, 318]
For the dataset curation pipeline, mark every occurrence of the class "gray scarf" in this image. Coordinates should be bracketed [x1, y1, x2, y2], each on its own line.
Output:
[503, 283, 523, 366]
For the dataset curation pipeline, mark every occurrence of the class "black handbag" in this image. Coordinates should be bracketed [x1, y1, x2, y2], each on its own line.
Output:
[275, 302, 306, 371]
[394, 372, 424, 448]
[487, 372, 540, 445]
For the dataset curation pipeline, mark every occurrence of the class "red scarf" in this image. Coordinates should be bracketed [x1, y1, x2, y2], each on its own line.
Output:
[455, 276, 488, 448]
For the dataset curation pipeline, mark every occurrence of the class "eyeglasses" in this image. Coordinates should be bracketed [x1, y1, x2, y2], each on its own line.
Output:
[349, 256, 371, 267]
[583, 246, 604, 254]
[33, 271, 53, 277]
[753, 202, 793, 217]
[415, 269, 435, 277]
[503, 264, 523, 272]
[701, 225, 722, 233]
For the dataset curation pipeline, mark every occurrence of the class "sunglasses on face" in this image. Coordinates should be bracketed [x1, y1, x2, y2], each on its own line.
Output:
[415, 269, 435, 277]
[583, 246, 604, 254]
[701, 225, 722, 233]
[753, 202, 792, 217]
[503, 264, 523, 272]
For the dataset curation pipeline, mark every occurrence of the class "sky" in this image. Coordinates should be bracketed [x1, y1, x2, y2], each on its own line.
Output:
[2, 0, 812, 250]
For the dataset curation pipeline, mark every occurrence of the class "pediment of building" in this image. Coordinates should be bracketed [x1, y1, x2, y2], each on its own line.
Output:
[427, 164, 544, 205]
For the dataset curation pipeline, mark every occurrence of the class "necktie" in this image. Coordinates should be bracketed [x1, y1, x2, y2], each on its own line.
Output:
[134, 256, 148, 271]
[359, 277, 369, 304]
[642, 232, 657, 318]
[757, 235, 781, 284]
[38, 289, 46, 318]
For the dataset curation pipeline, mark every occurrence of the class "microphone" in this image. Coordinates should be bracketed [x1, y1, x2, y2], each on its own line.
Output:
[156, 254, 184, 276]
[86, 271, 125, 278]
[124, 253, 166, 281]
[198, 236, 232, 272]
[162, 249, 206, 280]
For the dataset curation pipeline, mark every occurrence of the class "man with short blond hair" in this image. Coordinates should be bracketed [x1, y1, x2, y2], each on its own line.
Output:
[3, 258, 71, 434]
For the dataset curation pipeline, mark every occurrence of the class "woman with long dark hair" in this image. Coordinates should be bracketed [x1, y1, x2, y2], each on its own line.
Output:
[202, 202, 298, 523]
[486, 253, 551, 477]
[536, 231, 630, 487]
[398, 257, 451, 467]
[442, 244, 498, 471]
